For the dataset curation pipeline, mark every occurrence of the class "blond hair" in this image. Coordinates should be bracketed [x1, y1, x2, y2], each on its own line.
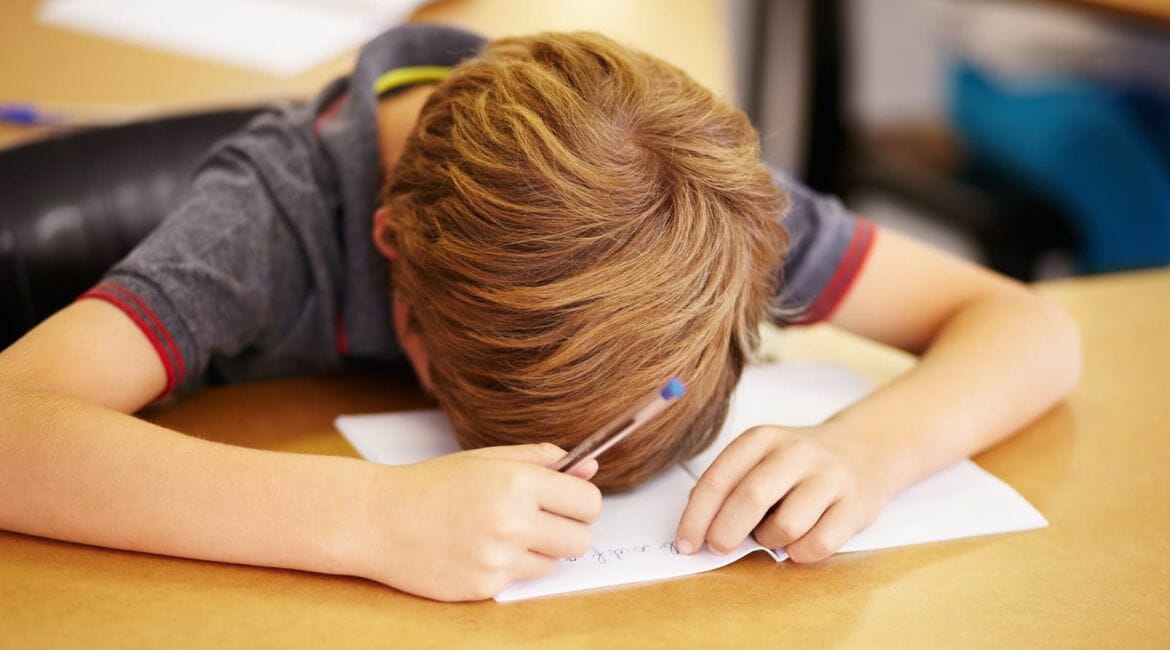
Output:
[382, 32, 787, 491]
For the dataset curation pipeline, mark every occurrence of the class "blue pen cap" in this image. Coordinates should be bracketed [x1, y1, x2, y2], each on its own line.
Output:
[660, 377, 686, 400]
[0, 104, 40, 125]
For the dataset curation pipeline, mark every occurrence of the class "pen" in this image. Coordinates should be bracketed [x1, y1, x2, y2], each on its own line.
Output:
[0, 102, 152, 128]
[0, 104, 66, 126]
[553, 377, 686, 474]
[0, 96, 288, 128]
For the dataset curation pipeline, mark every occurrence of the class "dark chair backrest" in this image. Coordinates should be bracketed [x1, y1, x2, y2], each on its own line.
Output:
[0, 108, 267, 349]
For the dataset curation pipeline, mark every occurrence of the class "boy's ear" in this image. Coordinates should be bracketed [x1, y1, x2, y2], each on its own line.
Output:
[372, 207, 399, 261]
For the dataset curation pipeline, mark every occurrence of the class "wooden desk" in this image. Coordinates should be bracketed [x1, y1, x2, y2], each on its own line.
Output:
[3, 270, 1169, 648]
[1043, 0, 1170, 28]
[0, 0, 732, 149]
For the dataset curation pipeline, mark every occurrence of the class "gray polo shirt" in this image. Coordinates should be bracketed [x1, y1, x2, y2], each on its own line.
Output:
[84, 24, 874, 396]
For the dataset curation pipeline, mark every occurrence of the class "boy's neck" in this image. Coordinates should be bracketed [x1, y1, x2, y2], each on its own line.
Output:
[375, 84, 438, 182]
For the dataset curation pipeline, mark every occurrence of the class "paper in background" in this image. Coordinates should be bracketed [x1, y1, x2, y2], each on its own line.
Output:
[40, 0, 425, 77]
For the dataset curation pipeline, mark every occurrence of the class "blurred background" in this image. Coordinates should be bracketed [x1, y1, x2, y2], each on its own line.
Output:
[3, 0, 1170, 346]
[731, 0, 1170, 281]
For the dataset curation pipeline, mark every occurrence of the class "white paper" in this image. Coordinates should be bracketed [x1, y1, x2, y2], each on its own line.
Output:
[500, 466, 778, 601]
[335, 410, 461, 465]
[682, 363, 875, 477]
[40, 0, 424, 77]
[334, 362, 1047, 602]
[839, 460, 1048, 553]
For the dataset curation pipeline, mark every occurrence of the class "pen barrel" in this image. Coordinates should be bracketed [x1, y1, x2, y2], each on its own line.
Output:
[553, 380, 683, 473]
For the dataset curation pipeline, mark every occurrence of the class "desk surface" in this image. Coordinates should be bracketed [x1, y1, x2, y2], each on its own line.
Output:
[3, 269, 1169, 648]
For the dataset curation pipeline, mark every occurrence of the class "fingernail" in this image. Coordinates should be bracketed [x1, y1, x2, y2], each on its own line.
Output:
[675, 539, 694, 555]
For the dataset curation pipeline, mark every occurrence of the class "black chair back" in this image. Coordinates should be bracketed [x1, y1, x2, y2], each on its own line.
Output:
[0, 108, 266, 348]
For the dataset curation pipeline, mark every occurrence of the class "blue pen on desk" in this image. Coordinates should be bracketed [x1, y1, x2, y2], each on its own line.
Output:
[553, 377, 686, 474]
[0, 102, 164, 127]
[0, 104, 67, 126]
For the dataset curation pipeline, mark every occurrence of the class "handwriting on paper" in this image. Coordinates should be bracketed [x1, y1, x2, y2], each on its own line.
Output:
[564, 541, 680, 565]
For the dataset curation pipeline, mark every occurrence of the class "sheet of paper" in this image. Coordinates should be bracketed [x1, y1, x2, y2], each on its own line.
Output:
[682, 363, 875, 477]
[839, 460, 1048, 552]
[334, 362, 1047, 601]
[336, 411, 774, 601]
[682, 364, 1048, 555]
[40, 0, 423, 77]
[335, 410, 461, 464]
[499, 466, 779, 602]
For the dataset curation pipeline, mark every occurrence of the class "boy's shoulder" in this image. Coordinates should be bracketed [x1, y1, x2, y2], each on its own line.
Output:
[85, 26, 491, 394]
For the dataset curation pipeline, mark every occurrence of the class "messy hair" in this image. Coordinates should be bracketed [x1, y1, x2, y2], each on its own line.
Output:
[381, 32, 787, 491]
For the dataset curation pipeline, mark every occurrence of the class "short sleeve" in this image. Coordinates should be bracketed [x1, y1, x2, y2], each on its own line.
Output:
[80, 108, 343, 395]
[772, 170, 876, 324]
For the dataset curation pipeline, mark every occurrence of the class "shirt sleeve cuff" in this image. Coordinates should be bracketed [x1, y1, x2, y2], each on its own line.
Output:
[792, 219, 877, 324]
[78, 281, 188, 398]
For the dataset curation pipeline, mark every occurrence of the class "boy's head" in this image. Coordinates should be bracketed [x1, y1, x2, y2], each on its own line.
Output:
[379, 32, 787, 491]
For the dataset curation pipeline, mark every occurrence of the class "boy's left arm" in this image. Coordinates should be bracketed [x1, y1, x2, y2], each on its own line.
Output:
[675, 226, 1081, 561]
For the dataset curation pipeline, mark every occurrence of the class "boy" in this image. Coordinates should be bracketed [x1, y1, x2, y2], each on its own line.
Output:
[0, 25, 1080, 602]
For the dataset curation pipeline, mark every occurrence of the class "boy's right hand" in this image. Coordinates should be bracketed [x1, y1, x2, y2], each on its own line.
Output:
[351, 443, 602, 602]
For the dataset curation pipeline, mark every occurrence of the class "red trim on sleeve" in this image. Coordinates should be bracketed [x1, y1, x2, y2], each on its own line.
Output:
[99, 283, 187, 385]
[314, 92, 348, 135]
[335, 315, 350, 356]
[79, 286, 178, 397]
[797, 219, 877, 324]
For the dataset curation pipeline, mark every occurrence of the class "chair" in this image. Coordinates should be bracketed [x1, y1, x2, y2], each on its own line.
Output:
[0, 108, 266, 348]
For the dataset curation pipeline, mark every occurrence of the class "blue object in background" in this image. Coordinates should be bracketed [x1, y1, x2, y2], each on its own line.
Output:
[949, 59, 1170, 273]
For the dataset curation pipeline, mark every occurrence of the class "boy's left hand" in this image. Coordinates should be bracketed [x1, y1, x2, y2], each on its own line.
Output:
[674, 425, 891, 563]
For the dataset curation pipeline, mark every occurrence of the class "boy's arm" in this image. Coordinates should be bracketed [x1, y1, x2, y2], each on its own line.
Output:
[676, 226, 1081, 561]
[0, 301, 601, 601]
[818, 226, 1081, 489]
